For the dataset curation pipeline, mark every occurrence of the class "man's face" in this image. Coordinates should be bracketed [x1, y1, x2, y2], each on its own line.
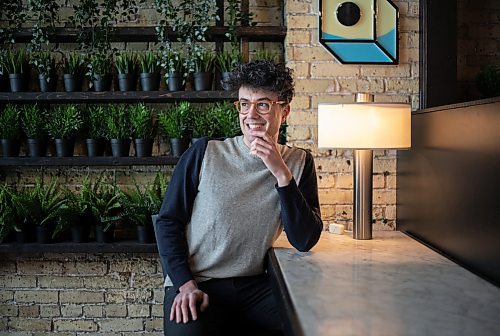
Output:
[237, 85, 290, 147]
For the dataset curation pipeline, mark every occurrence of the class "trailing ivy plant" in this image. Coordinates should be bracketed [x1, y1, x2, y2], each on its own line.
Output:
[0, 0, 28, 44]
[27, 0, 60, 52]
[69, 0, 143, 53]
[30, 51, 57, 82]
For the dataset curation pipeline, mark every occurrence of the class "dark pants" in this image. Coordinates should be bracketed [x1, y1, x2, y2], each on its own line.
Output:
[163, 273, 284, 336]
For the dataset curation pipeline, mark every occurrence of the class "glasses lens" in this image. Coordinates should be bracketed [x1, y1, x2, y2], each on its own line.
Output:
[256, 102, 271, 113]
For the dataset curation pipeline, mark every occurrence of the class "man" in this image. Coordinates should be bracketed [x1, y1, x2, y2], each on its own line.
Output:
[156, 60, 323, 335]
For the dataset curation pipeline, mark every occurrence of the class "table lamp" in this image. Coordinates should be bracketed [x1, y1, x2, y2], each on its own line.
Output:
[318, 93, 411, 239]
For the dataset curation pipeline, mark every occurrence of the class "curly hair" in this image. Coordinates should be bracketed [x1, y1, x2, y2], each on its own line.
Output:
[225, 60, 295, 103]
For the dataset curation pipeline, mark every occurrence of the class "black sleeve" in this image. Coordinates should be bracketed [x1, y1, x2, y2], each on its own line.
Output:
[155, 137, 209, 290]
[276, 150, 323, 252]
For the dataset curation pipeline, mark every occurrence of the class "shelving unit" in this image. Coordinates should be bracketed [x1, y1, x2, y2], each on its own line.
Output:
[0, 156, 179, 166]
[0, 241, 158, 253]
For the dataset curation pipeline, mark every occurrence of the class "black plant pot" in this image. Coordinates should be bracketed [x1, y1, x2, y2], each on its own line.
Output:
[15, 230, 27, 243]
[36, 226, 50, 244]
[95, 224, 114, 243]
[63, 74, 83, 92]
[27, 138, 47, 157]
[221, 71, 231, 90]
[0, 73, 9, 91]
[9, 73, 27, 92]
[110, 139, 131, 157]
[117, 73, 136, 91]
[136, 225, 152, 244]
[85, 138, 106, 157]
[54, 138, 75, 157]
[193, 72, 213, 91]
[167, 72, 185, 91]
[140, 72, 160, 91]
[38, 74, 56, 92]
[169, 138, 190, 157]
[1, 139, 21, 157]
[71, 222, 91, 243]
[134, 139, 153, 157]
[93, 75, 111, 92]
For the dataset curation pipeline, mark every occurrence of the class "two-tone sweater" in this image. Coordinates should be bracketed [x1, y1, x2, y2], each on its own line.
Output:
[155, 136, 323, 289]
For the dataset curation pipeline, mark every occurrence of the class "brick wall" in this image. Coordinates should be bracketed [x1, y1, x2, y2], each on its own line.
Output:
[0, 253, 164, 335]
[285, 0, 420, 230]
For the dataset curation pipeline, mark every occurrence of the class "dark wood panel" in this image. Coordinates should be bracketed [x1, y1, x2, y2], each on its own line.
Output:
[9, 26, 286, 43]
[397, 99, 500, 287]
[0, 156, 179, 166]
[0, 241, 158, 253]
[0, 90, 238, 104]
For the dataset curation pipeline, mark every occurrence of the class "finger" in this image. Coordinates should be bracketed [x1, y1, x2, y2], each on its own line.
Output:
[200, 293, 209, 312]
[181, 298, 190, 323]
[176, 301, 182, 323]
[189, 297, 198, 321]
[170, 301, 176, 321]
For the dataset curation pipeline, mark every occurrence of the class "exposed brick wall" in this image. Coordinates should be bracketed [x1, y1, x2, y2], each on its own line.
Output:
[285, 0, 420, 230]
[0, 253, 164, 335]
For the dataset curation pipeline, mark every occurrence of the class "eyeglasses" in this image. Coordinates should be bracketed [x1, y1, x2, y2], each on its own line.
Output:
[234, 100, 286, 115]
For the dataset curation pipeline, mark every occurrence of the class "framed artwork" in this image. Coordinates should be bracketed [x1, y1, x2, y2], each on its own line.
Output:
[319, 0, 399, 64]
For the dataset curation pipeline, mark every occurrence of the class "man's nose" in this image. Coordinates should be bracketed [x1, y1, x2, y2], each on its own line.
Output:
[247, 103, 259, 117]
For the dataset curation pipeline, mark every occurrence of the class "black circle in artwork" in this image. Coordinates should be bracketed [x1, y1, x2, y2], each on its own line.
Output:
[336, 2, 361, 27]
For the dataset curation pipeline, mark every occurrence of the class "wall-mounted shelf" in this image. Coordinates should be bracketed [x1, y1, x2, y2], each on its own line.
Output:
[0, 90, 238, 104]
[8, 26, 286, 43]
[0, 156, 179, 166]
[0, 241, 158, 253]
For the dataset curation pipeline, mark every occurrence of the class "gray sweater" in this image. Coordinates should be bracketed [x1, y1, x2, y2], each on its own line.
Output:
[156, 136, 323, 289]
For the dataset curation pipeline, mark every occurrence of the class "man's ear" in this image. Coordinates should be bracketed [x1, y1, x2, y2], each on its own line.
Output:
[281, 104, 291, 122]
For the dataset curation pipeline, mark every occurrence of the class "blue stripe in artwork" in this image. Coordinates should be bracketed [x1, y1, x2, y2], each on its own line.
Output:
[325, 42, 392, 62]
[377, 29, 396, 57]
[321, 32, 371, 41]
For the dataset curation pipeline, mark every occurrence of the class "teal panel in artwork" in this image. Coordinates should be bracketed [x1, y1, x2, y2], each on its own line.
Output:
[325, 42, 393, 63]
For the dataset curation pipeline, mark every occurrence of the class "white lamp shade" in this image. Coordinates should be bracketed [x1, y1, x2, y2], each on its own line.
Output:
[318, 103, 411, 149]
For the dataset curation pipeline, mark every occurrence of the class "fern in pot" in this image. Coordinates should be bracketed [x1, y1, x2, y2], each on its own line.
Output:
[216, 48, 241, 90]
[115, 52, 138, 91]
[83, 105, 107, 157]
[192, 49, 216, 91]
[4, 49, 29, 92]
[30, 51, 57, 92]
[63, 52, 86, 92]
[211, 101, 241, 138]
[130, 103, 155, 157]
[158, 101, 192, 157]
[0, 104, 23, 157]
[103, 104, 132, 157]
[87, 52, 112, 91]
[20, 104, 48, 157]
[138, 51, 160, 91]
[45, 104, 83, 157]
[191, 104, 217, 144]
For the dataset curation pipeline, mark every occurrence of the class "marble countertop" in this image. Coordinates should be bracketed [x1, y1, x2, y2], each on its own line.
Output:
[272, 231, 500, 336]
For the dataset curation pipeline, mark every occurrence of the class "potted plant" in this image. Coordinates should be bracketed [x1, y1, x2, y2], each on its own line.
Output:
[87, 52, 112, 91]
[121, 173, 168, 243]
[20, 104, 47, 157]
[83, 105, 107, 156]
[138, 51, 160, 91]
[44, 104, 83, 157]
[103, 104, 132, 157]
[212, 101, 241, 138]
[81, 176, 123, 243]
[3, 49, 29, 92]
[161, 50, 186, 91]
[0, 104, 23, 157]
[63, 52, 86, 92]
[129, 103, 155, 157]
[158, 101, 192, 157]
[0, 183, 17, 243]
[115, 52, 137, 91]
[192, 49, 216, 91]
[253, 48, 280, 63]
[0, 50, 9, 92]
[191, 104, 216, 143]
[17, 178, 68, 244]
[30, 51, 57, 92]
[216, 48, 241, 90]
